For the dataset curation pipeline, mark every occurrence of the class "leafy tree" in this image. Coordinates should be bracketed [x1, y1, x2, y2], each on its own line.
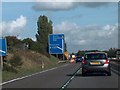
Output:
[76, 50, 85, 56]
[6, 36, 23, 51]
[35, 15, 53, 54]
[22, 38, 35, 49]
[108, 48, 117, 58]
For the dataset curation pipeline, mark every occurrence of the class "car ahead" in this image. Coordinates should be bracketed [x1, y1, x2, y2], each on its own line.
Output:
[82, 52, 111, 76]
[75, 56, 83, 63]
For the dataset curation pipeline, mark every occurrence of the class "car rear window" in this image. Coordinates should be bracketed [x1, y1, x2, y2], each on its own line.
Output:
[77, 58, 82, 60]
[85, 53, 107, 60]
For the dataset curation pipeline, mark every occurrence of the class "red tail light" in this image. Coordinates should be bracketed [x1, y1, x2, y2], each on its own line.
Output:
[105, 59, 109, 64]
[82, 59, 86, 64]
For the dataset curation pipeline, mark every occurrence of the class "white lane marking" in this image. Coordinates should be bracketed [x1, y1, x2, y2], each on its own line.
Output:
[60, 68, 82, 90]
[111, 68, 120, 75]
[0, 64, 69, 86]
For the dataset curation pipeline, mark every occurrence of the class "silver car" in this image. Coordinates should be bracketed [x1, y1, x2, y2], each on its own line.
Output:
[82, 52, 111, 76]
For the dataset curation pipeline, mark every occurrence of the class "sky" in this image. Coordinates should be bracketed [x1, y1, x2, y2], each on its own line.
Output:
[1, 1, 119, 53]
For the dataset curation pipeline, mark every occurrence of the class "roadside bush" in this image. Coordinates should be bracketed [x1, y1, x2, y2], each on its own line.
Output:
[3, 54, 23, 73]
[3, 62, 17, 73]
[9, 54, 23, 68]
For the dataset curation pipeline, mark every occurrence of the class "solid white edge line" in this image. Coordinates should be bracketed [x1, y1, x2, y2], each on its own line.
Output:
[0, 64, 69, 86]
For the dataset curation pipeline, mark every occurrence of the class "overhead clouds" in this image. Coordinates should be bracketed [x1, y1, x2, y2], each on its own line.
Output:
[3, 0, 119, 2]
[32, 2, 110, 11]
[33, 2, 77, 11]
[80, 2, 109, 8]
[54, 22, 118, 52]
[0, 15, 27, 37]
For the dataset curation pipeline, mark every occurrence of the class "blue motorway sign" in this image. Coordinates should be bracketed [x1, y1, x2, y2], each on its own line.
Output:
[49, 34, 64, 54]
[0, 38, 7, 56]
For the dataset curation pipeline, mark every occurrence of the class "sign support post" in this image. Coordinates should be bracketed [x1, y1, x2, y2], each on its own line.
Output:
[63, 35, 65, 60]
[63, 54, 64, 60]
[0, 56, 3, 70]
[56, 54, 58, 58]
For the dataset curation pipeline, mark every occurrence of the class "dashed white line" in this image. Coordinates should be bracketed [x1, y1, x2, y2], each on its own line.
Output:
[60, 68, 82, 90]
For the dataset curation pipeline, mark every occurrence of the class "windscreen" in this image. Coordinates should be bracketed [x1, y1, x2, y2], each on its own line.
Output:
[85, 53, 107, 60]
[77, 58, 82, 60]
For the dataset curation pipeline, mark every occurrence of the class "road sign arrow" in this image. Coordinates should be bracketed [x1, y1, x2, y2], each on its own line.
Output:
[57, 46, 63, 51]
[0, 50, 6, 53]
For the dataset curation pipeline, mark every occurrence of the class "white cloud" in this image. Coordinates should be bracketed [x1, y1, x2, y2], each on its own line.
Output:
[2, 0, 35, 2]
[54, 21, 79, 33]
[0, 15, 27, 37]
[35, 0, 119, 2]
[2, 0, 119, 2]
[31, 37, 36, 41]
[32, 2, 77, 11]
[32, 2, 112, 11]
[73, 39, 86, 45]
[54, 21, 118, 52]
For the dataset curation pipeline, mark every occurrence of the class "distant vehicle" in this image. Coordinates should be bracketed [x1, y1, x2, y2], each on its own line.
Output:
[111, 57, 117, 60]
[69, 54, 76, 63]
[75, 56, 83, 63]
[82, 52, 111, 76]
[70, 58, 75, 63]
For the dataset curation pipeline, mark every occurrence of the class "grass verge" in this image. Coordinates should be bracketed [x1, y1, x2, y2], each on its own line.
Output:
[2, 55, 66, 82]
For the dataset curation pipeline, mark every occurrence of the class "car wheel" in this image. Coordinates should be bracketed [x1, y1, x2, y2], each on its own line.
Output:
[82, 69, 86, 76]
[82, 73, 86, 76]
[107, 72, 111, 76]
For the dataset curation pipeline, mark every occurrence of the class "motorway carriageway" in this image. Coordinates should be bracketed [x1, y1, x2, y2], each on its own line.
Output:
[1, 62, 119, 90]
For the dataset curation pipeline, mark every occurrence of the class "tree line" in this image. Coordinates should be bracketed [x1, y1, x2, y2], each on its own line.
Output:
[75, 48, 117, 58]
[6, 15, 67, 58]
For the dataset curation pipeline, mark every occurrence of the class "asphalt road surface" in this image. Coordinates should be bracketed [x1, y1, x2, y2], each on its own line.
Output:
[2, 62, 119, 89]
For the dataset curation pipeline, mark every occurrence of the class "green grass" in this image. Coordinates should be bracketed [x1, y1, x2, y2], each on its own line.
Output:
[49, 55, 59, 63]
[2, 66, 42, 82]
[0, 71, 2, 82]
[48, 55, 66, 67]
[2, 55, 66, 82]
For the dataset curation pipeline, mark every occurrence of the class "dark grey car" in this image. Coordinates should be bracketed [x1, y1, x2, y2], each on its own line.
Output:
[82, 52, 111, 76]
[75, 56, 83, 63]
